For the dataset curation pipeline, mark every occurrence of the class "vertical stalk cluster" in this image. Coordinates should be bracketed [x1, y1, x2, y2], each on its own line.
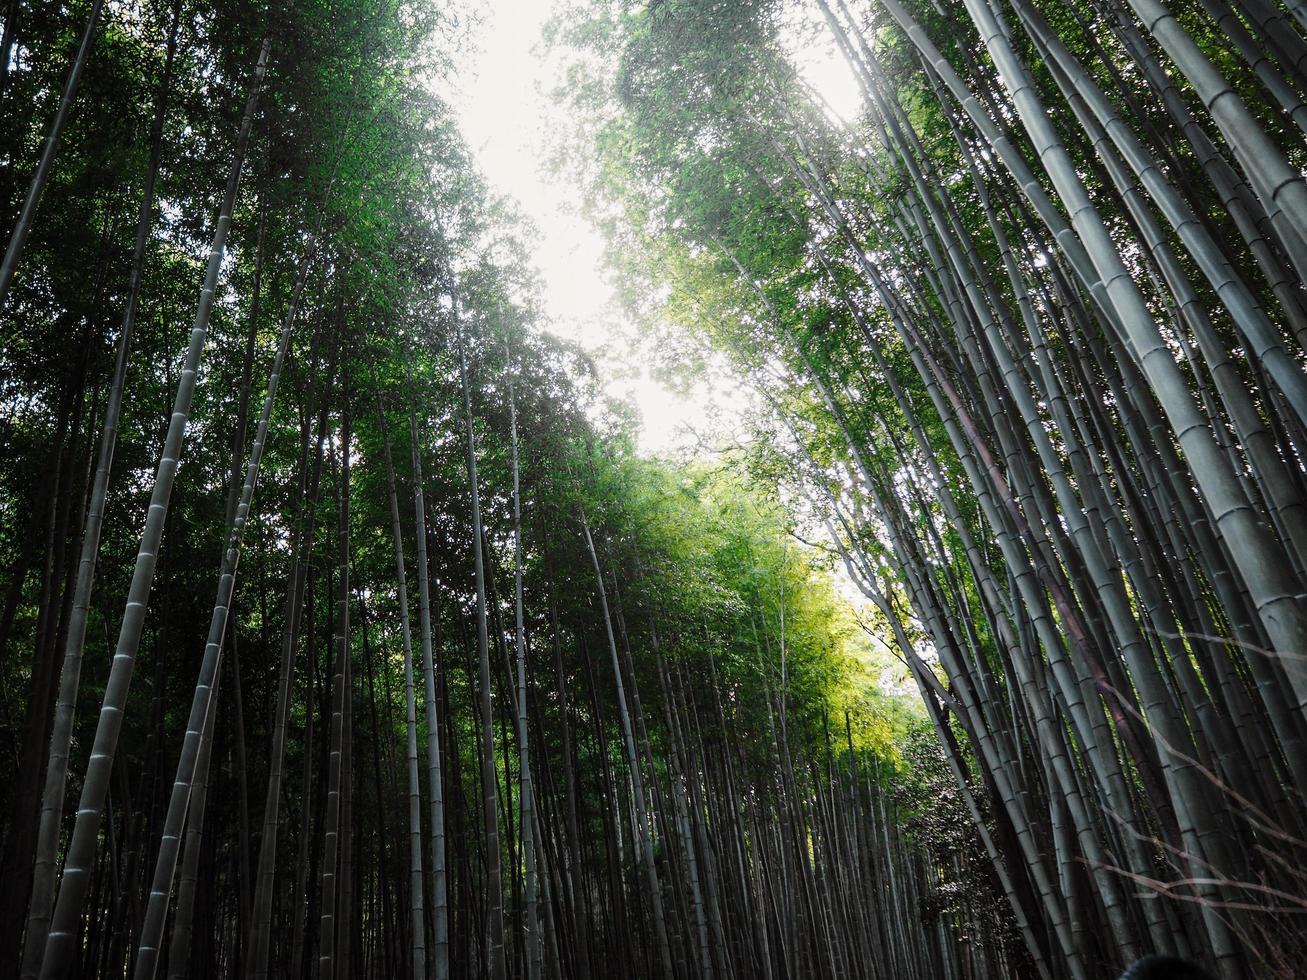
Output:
[576, 0, 1307, 975]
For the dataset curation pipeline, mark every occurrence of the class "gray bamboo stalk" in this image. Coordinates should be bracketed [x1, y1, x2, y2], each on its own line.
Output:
[245, 362, 331, 980]
[287, 636, 316, 980]
[0, 0, 104, 307]
[752, 260, 1086, 977]
[335, 598, 355, 974]
[1007, 0, 1307, 433]
[163, 662, 222, 980]
[505, 344, 540, 980]
[1193, 0, 1307, 136]
[131, 189, 318, 980]
[409, 409, 449, 980]
[1123, 0, 1307, 279]
[19, 4, 181, 970]
[1008, 1, 1307, 796]
[826, 1, 1265, 966]
[654, 641, 714, 980]
[456, 315, 507, 980]
[826, 517, 1055, 980]
[953, 76, 1293, 823]
[1104, 11, 1307, 347]
[380, 403, 427, 980]
[874, 54, 1276, 925]
[577, 505, 675, 980]
[1229, 0, 1307, 87]
[319, 402, 352, 980]
[36, 37, 270, 980]
[239, 92, 356, 980]
[939, 0, 1307, 721]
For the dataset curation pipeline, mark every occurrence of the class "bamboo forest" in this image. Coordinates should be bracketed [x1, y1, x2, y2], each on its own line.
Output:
[5, 0, 1307, 978]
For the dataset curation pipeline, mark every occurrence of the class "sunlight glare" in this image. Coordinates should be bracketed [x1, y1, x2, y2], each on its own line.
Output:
[450, 0, 757, 457]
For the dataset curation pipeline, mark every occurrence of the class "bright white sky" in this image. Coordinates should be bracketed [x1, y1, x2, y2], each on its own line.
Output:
[450, 0, 862, 456]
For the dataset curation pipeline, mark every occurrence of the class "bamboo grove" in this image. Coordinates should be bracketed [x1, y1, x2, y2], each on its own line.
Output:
[556, 0, 1307, 977]
[0, 2, 1014, 980]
